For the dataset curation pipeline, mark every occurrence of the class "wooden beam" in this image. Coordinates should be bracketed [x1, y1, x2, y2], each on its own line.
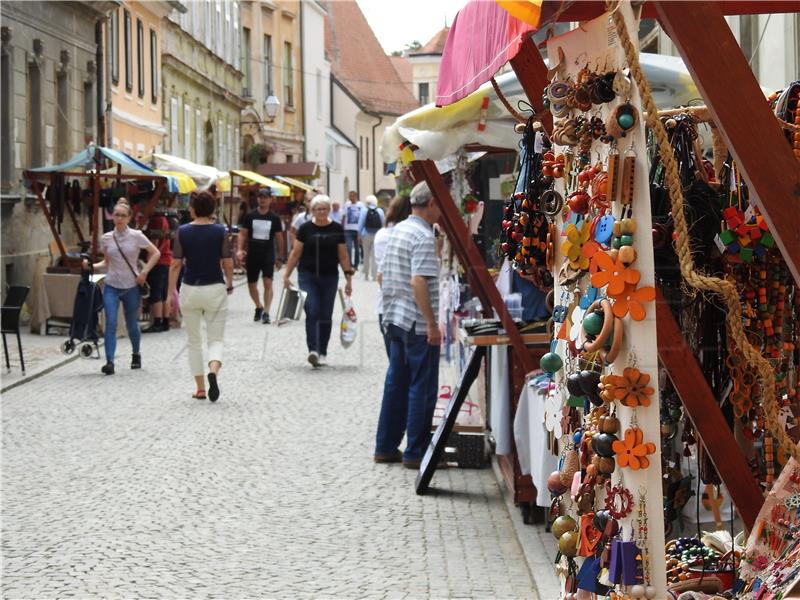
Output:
[410, 160, 540, 376]
[655, 290, 762, 531]
[62, 191, 86, 245]
[654, 1, 800, 284]
[548, 1, 800, 23]
[509, 36, 553, 134]
[32, 182, 68, 262]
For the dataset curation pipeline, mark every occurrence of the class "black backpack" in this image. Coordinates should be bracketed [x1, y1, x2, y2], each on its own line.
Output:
[364, 207, 382, 231]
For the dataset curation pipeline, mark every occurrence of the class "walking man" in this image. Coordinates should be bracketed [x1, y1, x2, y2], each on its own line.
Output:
[374, 181, 441, 468]
[237, 188, 285, 323]
[343, 190, 362, 271]
[358, 194, 384, 281]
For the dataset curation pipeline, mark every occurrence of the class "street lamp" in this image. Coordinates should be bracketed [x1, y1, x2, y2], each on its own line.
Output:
[264, 95, 281, 122]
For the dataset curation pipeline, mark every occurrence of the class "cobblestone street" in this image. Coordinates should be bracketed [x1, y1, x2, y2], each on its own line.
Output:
[2, 278, 545, 599]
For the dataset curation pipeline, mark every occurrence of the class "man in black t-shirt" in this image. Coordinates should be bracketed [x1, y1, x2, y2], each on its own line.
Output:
[237, 188, 285, 323]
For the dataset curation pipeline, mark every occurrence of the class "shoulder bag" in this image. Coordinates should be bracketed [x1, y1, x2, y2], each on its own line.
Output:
[113, 232, 150, 299]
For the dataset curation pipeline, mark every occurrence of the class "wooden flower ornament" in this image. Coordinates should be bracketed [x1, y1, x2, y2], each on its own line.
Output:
[561, 220, 592, 271]
[612, 427, 656, 470]
[590, 251, 641, 296]
[609, 282, 656, 321]
[599, 367, 654, 407]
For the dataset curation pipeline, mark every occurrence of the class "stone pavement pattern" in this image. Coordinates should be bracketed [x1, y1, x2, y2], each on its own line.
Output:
[2, 278, 542, 599]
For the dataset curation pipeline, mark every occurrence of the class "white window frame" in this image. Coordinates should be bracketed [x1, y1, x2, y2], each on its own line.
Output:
[195, 108, 203, 163]
[184, 103, 191, 160]
[170, 97, 179, 155]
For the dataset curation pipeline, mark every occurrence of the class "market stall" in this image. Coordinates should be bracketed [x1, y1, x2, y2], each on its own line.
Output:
[396, 0, 800, 597]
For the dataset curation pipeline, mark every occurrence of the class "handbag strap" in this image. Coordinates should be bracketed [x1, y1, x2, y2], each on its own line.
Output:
[112, 232, 140, 278]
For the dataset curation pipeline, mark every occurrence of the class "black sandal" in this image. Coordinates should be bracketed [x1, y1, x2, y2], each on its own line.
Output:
[207, 373, 219, 402]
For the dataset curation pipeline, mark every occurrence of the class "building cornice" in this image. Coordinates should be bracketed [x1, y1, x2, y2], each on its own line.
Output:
[111, 106, 166, 135]
[0, 5, 98, 54]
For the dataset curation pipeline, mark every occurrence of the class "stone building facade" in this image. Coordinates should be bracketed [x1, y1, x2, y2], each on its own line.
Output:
[161, 0, 245, 170]
[0, 1, 115, 289]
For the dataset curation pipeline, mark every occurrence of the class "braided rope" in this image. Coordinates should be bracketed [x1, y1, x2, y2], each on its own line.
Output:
[611, 8, 800, 465]
[490, 77, 527, 123]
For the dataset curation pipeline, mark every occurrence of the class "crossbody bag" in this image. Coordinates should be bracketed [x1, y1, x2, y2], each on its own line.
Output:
[113, 232, 151, 299]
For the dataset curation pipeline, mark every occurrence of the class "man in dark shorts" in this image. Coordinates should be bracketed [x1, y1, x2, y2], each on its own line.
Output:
[237, 188, 285, 323]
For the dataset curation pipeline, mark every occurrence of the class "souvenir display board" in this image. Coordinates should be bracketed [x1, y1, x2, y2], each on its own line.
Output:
[523, 5, 667, 597]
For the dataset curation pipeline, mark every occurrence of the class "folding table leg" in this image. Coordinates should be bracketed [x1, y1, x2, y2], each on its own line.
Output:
[2, 333, 9, 371]
[16, 332, 25, 374]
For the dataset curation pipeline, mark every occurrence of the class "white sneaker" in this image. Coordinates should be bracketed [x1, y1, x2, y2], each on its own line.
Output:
[307, 351, 320, 367]
[318, 355, 327, 366]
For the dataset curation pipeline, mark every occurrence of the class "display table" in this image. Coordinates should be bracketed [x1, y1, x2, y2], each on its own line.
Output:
[459, 326, 550, 508]
[29, 272, 125, 336]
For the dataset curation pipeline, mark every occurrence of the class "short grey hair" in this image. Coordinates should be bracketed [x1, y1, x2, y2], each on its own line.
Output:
[309, 194, 331, 211]
[409, 181, 433, 206]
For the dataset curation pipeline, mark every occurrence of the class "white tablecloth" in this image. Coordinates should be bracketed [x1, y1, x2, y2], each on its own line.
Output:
[514, 380, 559, 508]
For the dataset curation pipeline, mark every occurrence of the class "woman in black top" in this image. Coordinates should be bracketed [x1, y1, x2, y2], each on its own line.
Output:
[283, 194, 353, 367]
[166, 191, 234, 401]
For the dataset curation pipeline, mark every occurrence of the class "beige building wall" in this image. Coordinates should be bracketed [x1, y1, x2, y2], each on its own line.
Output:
[108, 1, 174, 157]
[240, 0, 304, 167]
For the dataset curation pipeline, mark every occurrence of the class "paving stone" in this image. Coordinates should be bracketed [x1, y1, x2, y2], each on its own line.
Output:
[2, 277, 540, 598]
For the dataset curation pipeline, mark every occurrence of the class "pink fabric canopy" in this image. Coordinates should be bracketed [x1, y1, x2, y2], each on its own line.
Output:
[435, 0, 537, 107]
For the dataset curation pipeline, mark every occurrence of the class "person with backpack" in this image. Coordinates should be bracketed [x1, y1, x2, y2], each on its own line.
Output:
[358, 194, 385, 281]
[343, 191, 363, 271]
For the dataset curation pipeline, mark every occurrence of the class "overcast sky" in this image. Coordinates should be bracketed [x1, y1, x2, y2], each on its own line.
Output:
[356, 0, 467, 55]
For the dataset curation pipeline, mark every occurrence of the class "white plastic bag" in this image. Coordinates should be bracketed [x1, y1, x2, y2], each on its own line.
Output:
[339, 289, 357, 348]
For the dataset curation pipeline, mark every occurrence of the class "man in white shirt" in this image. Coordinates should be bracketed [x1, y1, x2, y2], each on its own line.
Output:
[330, 199, 344, 225]
[342, 190, 363, 270]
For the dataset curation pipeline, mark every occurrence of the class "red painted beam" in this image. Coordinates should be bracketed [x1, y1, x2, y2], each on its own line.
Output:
[411, 160, 540, 376]
[654, 1, 800, 284]
[509, 36, 553, 134]
[655, 290, 762, 530]
[548, 1, 800, 23]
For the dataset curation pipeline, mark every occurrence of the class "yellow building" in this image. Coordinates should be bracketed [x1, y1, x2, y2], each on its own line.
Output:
[107, 1, 183, 157]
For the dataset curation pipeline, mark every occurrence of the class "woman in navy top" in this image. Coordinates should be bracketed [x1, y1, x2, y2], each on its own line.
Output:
[167, 191, 233, 402]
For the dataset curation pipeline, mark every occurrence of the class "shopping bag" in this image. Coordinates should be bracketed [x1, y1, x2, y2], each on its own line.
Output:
[339, 288, 357, 348]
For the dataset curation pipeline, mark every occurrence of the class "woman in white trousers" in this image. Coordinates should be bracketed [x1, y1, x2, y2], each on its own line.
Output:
[167, 191, 234, 402]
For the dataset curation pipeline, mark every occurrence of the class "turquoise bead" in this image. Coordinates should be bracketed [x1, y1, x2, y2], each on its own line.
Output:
[540, 352, 563, 373]
[618, 112, 635, 129]
[582, 312, 604, 336]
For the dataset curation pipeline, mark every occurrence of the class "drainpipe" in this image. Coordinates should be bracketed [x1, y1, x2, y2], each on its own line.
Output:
[366, 110, 383, 196]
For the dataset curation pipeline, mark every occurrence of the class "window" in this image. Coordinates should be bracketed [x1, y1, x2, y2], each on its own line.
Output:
[359, 136, 363, 169]
[27, 53, 42, 167]
[83, 79, 95, 141]
[184, 104, 191, 160]
[216, 0, 222, 57]
[242, 27, 251, 94]
[136, 19, 144, 98]
[365, 138, 369, 170]
[418, 82, 429, 105]
[124, 10, 132, 91]
[283, 41, 293, 106]
[170, 97, 178, 154]
[1, 40, 13, 189]
[263, 35, 273, 97]
[315, 69, 322, 118]
[195, 108, 202, 164]
[149, 29, 158, 104]
[227, 124, 234, 169]
[56, 65, 69, 161]
[110, 9, 119, 85]
[217, 118, 224, 170]
[286, 155, 293, 163]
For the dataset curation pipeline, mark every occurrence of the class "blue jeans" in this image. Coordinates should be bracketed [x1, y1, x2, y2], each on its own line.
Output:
[102, 284, 141, 363]
[344, 230, 360, 269]
[375, 324, 440, 461]
[297, 271, 339, 356]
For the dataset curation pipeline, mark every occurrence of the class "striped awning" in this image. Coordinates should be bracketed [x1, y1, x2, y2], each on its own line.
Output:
[275, 176, 314, 193]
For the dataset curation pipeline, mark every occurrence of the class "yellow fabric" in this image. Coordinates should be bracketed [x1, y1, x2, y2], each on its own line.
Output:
[215, 173, 231, 193]
[495, 0, 544, 26]
[229, 170, 290, 196]
[275, 175, 314, 193]
[155, 170, 197, 194]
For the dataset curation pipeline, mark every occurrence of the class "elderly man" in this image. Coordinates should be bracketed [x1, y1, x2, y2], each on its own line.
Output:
[374, 181, 441, 468]
[237, 187, 285, 324]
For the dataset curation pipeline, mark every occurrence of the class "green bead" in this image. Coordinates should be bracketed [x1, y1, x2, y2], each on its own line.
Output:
[620, 234, 634, 246]
[612, 237, 622, 249]
[583, 312, 604, 336]
[618, 113, 635, 129]
[540, 352, 563, 374]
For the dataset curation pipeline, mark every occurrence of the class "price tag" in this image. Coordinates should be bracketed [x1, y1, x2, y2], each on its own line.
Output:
[714, 233, 727, 254]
